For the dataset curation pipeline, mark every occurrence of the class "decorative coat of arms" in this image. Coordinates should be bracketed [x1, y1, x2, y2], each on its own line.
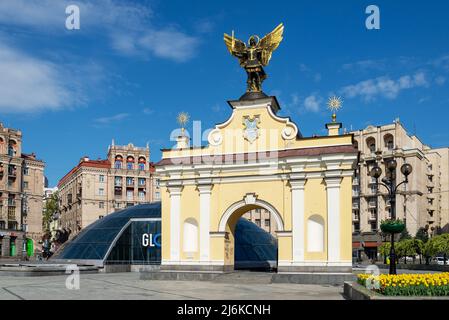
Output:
[243, 115, 260, 143]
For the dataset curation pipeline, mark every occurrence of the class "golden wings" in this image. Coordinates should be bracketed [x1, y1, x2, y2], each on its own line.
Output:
[224, 23, 284, 66]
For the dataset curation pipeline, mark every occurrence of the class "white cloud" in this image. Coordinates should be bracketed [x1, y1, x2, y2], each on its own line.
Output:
[435, 76, 446, 86]
[139, 29, 199, 62]
[94, 113, 129, 124]
[0, 42, 74, 113]
[0, 0, 199, 62]
[341, 59, 385, 71]
[303, 95, 321, 112]
[341, 72, 429, 102]
[143, 108, 154, 115]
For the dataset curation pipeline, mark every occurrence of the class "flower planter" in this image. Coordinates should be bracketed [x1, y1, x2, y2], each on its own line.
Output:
[380, 221, 405, 234]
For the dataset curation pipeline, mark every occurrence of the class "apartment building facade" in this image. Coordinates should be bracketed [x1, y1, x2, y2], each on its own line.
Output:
[243, 208, 277, 236]
[57, 142, 160, 236]
[350, 121, 449, 260]
[0, 123, 45, 258]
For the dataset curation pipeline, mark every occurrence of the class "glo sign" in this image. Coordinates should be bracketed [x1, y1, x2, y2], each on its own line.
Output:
[142, 233, 161, 248]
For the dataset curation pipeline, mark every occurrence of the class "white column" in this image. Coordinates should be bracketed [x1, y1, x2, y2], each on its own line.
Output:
[168, 186, 183, 262]
[325, 177, 342, 264]
[198, 184, 213, 262]
[290, 179, 306, 263]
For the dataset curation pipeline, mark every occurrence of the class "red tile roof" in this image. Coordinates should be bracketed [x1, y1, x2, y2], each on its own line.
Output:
[58, 159, 110, 187]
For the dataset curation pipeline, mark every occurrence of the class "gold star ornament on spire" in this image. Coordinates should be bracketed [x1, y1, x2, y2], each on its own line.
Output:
[327, 96, 343, 122]
[177, 112, 190, 134]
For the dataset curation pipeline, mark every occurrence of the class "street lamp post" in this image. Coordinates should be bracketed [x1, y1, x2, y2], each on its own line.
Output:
[369, 159, 412, 275]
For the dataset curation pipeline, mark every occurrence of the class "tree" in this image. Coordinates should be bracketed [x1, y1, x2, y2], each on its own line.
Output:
[433, 234, 449, 265]
[399, 228, 412, 241]
[379, 242, 391, 264]
[423, 237, 438, 265]
[42, 192, 59, 233]
[415, 227, 429, 244]
[396, 239, 417, 264]
[412, 238, 424, 264]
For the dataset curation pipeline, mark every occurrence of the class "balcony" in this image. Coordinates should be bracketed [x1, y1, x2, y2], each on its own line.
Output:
[7, 207, 16, 220]
[126, 181, 134, 188]
[352, 214, 360, 222]
[7, 169, 17, 178]
[368, 215, 377, 221]
[7, 200, 16, 207]
[352, 202, 359, 209]
[368, 201, 377, 208]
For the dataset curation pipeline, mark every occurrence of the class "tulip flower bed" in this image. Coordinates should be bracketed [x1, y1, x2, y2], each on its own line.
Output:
[357, 273, 449, 296]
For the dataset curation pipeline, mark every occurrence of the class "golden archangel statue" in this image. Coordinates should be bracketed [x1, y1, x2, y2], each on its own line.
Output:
[224, 23, 284, 99]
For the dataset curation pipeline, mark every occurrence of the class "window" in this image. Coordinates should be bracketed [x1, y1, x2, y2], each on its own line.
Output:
[23, 181, 29, 189]
[115, 160, 122, 169]
[352, 186, 360, 197]
[264, 220, 270, 227]
[126, 202, 134, 208]
[114, 176, 122, 186]
[366, 137, 376, 154]
[384, 134, 394, 150]
[99, 215, 104, 219]
[99, 202, 104, 209]
[370, 222, 377, 232]
[8, 144, 15, 157]
[127, 190, 133, 200]
[155, 179, 160, 188]
[67, 194, 73, 205]
[99, 175, 105, 183]
[370, 184, 378, 194]
[255, 219, 261, 227]
[23, 167, 29, 175]
[155, 192, 160, 200]
[255, 208, 261, 214]
[138, 178, 146, 186]
[138, 163, 145, 171]
[428, 175, 433, 182]
[138, 190, 145, 201]
[99, 188, 105, 196]
[352, 210, 360, 221]
[127, 156, 135, 170]
[126, 177, 134, 186]
[369, 209, 377, 220]
[353, 222, 360, 233]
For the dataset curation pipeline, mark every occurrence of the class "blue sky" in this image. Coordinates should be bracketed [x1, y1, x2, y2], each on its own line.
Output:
[0, 0, 448, 186]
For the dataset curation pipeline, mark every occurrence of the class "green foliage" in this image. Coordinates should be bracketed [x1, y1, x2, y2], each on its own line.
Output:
[433, 234, 449, 256]
[399, 227, 412, 241]
[379, 242, 391, 257]
[415, 227, 429, 243]
[42, 192, 59, 232]
[382, 284, 449, 296]
[423, 238, 438, 259]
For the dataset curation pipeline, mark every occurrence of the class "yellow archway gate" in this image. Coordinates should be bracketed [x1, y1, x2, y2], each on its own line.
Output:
[156, 96, 358, 273]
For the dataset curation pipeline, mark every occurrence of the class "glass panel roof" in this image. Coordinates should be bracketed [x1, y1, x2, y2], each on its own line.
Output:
[54, 203, 161, 261]
[234, 218, 277, 263]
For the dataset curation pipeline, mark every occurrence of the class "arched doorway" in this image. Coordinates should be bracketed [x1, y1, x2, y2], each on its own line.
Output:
[218, 195, 284, 271]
